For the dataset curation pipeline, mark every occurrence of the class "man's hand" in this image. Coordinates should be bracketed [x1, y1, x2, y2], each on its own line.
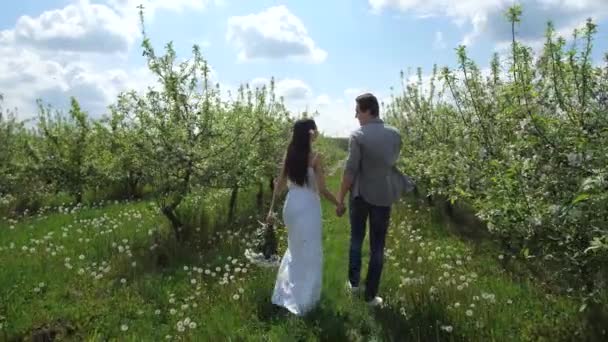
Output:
[336, 202, 346, 217]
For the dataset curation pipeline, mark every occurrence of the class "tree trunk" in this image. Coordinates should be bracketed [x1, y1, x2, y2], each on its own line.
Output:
[445, 200, 454, 217]
[162, 205, 183, 242]
[127, 174, 141, 199]
[256, 182, 264, 213]
[75, 190, 83, 204]
[228, 185, 239, 222]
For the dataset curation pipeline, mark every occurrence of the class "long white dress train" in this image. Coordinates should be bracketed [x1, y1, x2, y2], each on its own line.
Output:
[271, 167, 323, 316]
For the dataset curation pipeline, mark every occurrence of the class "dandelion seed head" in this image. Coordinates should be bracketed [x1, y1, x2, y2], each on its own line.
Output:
[441, 325, 453, 333]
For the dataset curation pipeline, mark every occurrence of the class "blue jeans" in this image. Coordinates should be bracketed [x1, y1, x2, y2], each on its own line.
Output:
[348, 196, 391, 301]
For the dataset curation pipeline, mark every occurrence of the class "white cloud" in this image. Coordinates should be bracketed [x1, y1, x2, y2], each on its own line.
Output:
[433, 30, 447, 49]
[369, 0, 608, 47]
[276, 79, 313, 102]
[0, 0, 216, 55]
[250, 77, 312, 103]
[369, 0, 502, 19]
[227, 5, 327, 63]
[314, 94, 330, 107]
[0, 0, 217, 119]
[246, 78, 364, 136]
[0, 44, 156, 119]
[0, 0, 137, 54]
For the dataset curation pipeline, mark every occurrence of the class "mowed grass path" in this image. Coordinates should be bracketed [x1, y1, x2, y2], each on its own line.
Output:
[0, 174, 587, 341]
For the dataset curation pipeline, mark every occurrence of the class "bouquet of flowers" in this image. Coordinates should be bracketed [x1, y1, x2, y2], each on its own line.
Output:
[244, 218, 281, 267]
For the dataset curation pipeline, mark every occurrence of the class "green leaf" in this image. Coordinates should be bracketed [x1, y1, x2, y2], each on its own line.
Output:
[572, 193, 590, 205]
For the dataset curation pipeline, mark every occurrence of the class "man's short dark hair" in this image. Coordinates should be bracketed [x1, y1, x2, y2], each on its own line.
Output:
[356, 93, 380, 117]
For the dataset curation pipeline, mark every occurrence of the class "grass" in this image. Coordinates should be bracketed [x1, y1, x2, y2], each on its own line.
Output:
[0, 172, 596, 341]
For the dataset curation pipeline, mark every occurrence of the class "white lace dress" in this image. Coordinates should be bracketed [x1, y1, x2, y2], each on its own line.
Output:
[271, 167, 323, 316]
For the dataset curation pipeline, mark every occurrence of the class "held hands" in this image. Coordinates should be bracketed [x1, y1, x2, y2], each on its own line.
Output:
[266, 211, 276, 225]
[335, 202, 346, 218]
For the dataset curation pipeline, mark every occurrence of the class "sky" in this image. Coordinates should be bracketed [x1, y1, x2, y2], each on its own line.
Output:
[1, 0, 607, 137]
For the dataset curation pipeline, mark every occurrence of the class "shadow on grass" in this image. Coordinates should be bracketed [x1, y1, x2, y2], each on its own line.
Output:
[372, 299, 466, 342]
[253, 291, 350, 341]
[125, 214, 259, 278]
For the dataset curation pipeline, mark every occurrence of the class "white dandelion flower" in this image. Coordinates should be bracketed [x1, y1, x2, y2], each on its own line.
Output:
[121, 324, 128, 332]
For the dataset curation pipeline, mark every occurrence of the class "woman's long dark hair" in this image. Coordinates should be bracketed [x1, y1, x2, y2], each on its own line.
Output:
[283, 119, 317, 186]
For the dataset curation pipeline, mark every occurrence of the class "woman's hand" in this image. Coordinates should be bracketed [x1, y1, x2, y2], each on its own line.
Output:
[266, 211, 276, 225]
[336, 202, 346, 217]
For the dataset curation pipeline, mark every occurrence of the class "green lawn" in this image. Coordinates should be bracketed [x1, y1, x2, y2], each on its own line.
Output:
[0, 174, 590, 341]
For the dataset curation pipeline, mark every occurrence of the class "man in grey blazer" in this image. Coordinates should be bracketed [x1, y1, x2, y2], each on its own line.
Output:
[337, 93, 412, 306]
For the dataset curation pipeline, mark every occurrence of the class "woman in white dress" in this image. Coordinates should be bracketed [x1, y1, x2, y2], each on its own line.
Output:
[266, 119, 341, 316]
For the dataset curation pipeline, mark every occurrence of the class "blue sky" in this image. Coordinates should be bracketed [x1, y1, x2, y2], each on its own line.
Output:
[1, 0, 607, 136]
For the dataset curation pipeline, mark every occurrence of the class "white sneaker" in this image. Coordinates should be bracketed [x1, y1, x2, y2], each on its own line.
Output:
[366, 296, 384, 307]
[346, 281, 361, 295]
